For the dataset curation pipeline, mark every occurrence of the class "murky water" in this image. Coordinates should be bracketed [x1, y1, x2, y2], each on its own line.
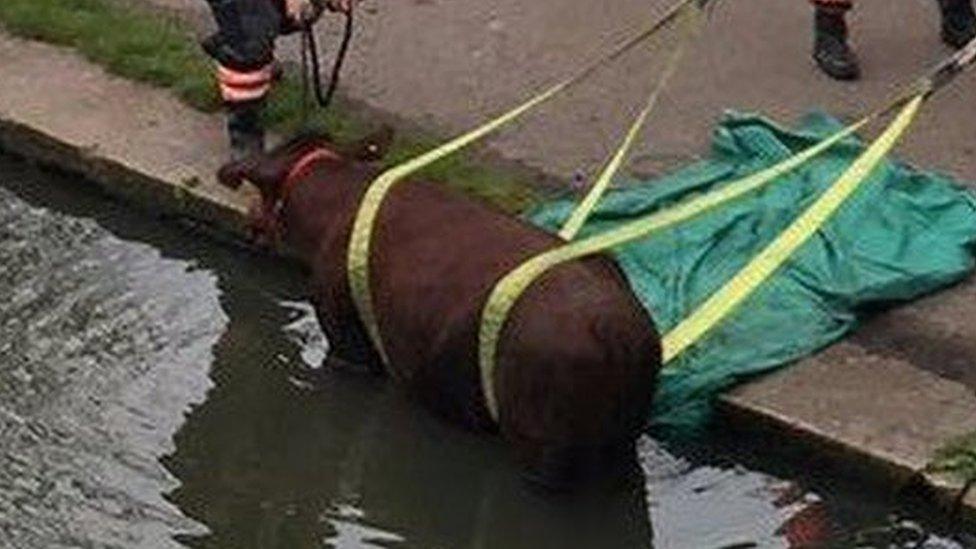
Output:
[0, 155, 973, 549]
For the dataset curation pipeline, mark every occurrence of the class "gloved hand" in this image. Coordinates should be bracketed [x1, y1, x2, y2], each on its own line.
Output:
[325, 0, 357, 13]
[284, 0, 324, 25]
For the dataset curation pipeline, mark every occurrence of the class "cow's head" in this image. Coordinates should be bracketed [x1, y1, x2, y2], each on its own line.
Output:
[217, 128, 392, 246]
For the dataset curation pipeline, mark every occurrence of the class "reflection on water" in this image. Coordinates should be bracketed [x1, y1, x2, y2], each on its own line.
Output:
[165, 293, 653, 549]
[0, 156, 971, 548]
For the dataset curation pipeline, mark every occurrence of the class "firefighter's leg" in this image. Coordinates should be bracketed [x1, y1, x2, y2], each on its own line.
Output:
[938, 0, 976, 49]
[202, 0, 282, 160]
[226, 100, 266, 161]
[811, 0, 860, 81]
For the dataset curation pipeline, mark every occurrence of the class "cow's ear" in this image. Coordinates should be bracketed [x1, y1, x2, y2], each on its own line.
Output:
[345, 126, 395, 163]
[217, 154, 263, 191]
[216, 153, 286, 196]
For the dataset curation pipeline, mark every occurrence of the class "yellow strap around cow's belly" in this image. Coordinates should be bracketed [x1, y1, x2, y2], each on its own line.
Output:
[346, 0, 702, 371]
[660, 94, 925, 363]
[475, 109, 879, 421]
[346, 81, 572, 370]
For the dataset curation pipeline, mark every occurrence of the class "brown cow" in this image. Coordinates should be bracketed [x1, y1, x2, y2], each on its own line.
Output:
[218, 134, 662, 488]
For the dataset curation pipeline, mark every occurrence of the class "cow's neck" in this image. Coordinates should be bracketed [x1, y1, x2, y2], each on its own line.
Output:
[280, 161, 376, 263]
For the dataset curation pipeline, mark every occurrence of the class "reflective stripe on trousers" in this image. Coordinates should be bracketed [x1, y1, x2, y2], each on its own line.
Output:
[217, 64, 274, 103]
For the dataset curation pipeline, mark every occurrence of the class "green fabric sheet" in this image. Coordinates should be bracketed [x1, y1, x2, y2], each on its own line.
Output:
[529, 111, 976, 432]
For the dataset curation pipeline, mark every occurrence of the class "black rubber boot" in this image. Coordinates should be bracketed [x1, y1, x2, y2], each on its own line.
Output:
[227, 101, 266, 162]
[939, 0, 976, 49]
[813, 9, 861, 81]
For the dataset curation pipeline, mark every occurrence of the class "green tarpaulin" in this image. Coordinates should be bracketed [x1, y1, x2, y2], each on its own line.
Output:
[529, 111, 976, 432]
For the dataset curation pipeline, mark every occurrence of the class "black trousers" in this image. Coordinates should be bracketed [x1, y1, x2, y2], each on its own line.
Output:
[202, 0, 289, 151]
[202, 0, 282, 72]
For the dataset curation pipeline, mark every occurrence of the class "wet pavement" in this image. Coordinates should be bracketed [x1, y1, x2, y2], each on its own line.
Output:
[2, 157, 975, 548]
[849, 278, 976, 394]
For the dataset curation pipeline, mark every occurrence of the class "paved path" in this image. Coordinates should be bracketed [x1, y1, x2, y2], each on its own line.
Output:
[148, 0, 976, 180]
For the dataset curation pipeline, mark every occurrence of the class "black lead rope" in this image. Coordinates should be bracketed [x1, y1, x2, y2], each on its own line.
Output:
[300, 9, 355, 114]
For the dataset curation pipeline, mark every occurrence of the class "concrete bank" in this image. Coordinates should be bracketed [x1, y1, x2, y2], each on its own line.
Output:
[2, 24, 976, 528]
[0, 32, 251, 238]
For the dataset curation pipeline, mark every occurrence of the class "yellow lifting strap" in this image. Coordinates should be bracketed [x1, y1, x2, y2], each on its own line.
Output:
[558, 7, 702, 241]
[475, 107, 879, 421]
[476, 92, 926, 421]
[346, 0, 705, 372]
[476, 41, 967, 419]
[660, 94, 925, 362]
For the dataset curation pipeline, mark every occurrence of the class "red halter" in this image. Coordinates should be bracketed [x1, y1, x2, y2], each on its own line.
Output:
[280, 147, 343, 206]
[255, 147, 342, 245]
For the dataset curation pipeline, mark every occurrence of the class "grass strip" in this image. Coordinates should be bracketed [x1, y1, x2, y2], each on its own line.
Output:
[0, 0, 543, 213]
[930, 431, 976, 484]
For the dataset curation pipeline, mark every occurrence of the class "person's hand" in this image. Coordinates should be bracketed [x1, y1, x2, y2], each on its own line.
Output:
[325, 0, 357, 14]
[284, 0, 323, 25]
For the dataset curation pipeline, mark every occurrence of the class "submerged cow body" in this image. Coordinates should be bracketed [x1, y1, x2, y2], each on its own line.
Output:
[220, 135, 662, 485]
